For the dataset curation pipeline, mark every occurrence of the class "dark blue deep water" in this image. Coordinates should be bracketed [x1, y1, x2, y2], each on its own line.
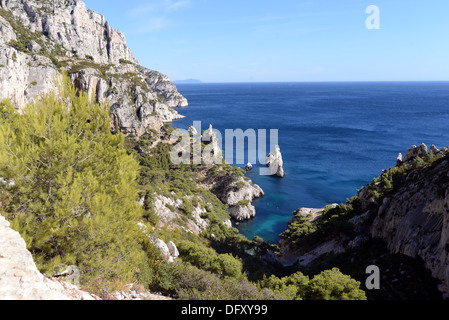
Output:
[173, 82, 449, 243]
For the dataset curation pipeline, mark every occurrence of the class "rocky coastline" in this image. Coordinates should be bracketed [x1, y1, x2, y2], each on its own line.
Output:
[277, 143, 449, 299]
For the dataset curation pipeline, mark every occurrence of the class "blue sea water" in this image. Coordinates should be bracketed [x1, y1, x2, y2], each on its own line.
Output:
[173, 82, 449, 243]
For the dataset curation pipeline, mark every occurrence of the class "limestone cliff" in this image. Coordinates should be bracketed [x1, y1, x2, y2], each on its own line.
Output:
[0, 0, 187, 136]
[367, 145, 449, 298]
[277, 144, 449, 299]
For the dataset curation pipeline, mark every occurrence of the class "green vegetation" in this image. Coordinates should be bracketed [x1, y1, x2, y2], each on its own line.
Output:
[0, 8, 66, 68]
[277, 149, 448, 300]
[30, 80, 38, 86]
[0, 73, 367, 300]
[0, 75, 148, 295]
[177, 241, 246, 279]
[258, 268, 366, 300]
[280, 203, 356, 251]
[64, 59, 114, 82]
[119, 58, 133, 65]
[362, 150, 445, 205]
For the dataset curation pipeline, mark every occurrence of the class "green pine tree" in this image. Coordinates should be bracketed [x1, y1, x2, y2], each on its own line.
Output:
[0, 75, 147, 290]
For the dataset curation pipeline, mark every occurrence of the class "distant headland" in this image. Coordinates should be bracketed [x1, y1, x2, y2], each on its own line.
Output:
[173, 79, 203, 84]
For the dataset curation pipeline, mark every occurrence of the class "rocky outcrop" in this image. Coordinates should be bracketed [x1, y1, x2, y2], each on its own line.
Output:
[229, 203, 256, 222]
[151, 193, 232, 234]
[222, 178, 264, 222]
[0, 0, 187, 137]
[222, 178, 264, 206]
[276, 205, 340, 267]
[403, 143, 428, 162]
[368, 155, 449, 298]
[278, 238, 345, 267]
[266, 145, 285, 178]
[396, 153, 403, 166]
[0, 215, 98, 300]
[149, 237, 179, 263]
[138, 66, 188, 108]
[346, 144, 449, 298]
[276, 144, 449, 298]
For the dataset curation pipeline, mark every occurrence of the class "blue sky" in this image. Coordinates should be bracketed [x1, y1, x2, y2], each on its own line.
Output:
[83, 0, 449, 82]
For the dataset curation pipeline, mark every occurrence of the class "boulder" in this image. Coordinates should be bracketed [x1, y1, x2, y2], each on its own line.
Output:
[403, 143, 428, 162]
[166, 241, 179, 259]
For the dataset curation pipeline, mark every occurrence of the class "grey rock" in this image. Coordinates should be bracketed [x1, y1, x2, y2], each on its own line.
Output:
[166, 241, 179, 259]
[403, 143, 428, 162]
[223, 178, 264, 207]
[430, 145, 440, 154]
[0, 0, 187, 137]
[229, 203, 256, 221]
[26, 40, 41, 53]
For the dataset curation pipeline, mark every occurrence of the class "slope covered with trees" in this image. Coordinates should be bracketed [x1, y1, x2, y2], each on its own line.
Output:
[0, 76, 366, 300]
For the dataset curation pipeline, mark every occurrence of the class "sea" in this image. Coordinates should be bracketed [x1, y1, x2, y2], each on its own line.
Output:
[173, 82, 449, 244]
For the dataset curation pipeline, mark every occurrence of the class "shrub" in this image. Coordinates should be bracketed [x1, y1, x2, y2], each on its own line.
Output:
[119, 58, 133, 65]
[304, 268, 366, 300]
[154, 262, 280, 300]
[177, 241, 245, 280]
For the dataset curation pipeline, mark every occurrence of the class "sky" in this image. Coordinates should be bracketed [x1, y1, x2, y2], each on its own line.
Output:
[83, 0, 449, 83]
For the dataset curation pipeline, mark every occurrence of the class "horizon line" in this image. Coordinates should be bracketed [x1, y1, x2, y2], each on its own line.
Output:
[174, 80, 449, 84]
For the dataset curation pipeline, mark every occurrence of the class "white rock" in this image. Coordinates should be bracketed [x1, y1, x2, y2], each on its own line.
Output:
[166, 241, 179, 259]
[0, 215, 97, 300]
[266, 145, 285, 178]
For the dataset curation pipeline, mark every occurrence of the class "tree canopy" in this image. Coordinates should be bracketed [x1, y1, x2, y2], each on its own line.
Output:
[0, 75, 147, 288]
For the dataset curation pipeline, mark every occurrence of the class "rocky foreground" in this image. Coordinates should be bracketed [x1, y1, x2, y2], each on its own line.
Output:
[0, 214, 173, 300]
[0, 215, 98, 299]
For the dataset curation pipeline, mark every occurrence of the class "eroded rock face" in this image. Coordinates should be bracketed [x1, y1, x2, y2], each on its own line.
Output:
[0, 0, 188, 137]
[0, 215, 98, 300]
[2, 0, 137, 65]
[369, 158, 449, 298]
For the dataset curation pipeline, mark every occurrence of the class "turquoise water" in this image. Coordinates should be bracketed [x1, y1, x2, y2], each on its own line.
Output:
[174, 82, 449, 243]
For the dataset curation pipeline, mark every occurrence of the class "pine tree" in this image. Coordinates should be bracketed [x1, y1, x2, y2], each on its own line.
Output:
[0, 75, 147, 289]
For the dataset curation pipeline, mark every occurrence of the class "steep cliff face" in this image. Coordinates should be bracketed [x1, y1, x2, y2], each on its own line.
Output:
[0, 0, 187, 136]
[367, 150, 449, 298]
[277, 144, 449, 299]
[1, 0, 136, 65]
